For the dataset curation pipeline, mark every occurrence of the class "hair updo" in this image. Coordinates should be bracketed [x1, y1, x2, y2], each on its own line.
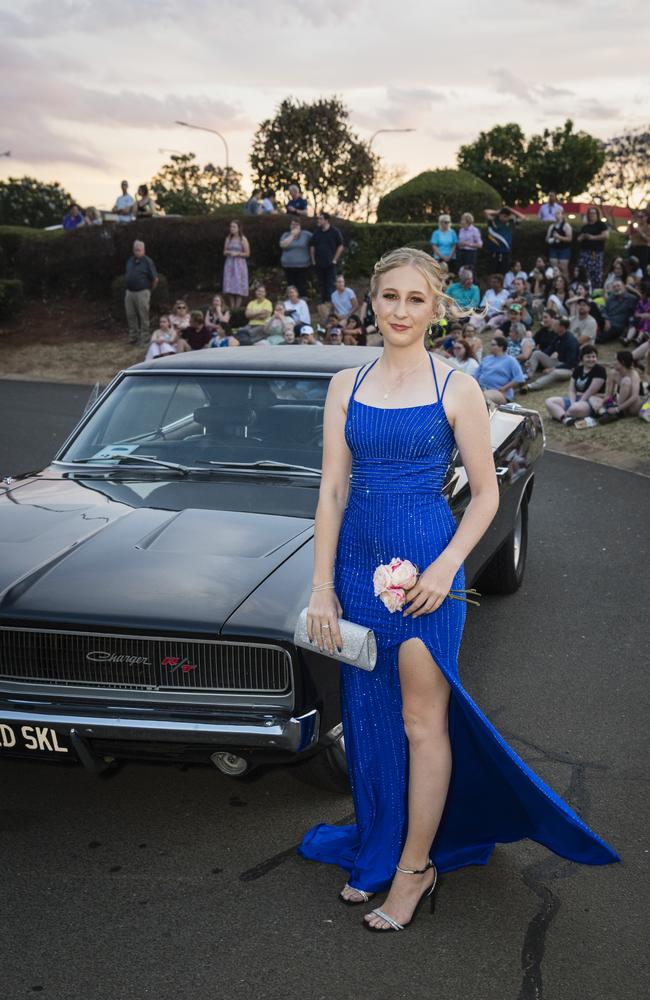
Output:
[369, 246, 477, 323]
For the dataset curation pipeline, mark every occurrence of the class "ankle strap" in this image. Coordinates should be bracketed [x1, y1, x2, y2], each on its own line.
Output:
[396, 859, 434, 875]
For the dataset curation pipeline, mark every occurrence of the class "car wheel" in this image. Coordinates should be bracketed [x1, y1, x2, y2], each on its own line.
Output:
[291, 730, 350, 795]
[475, 498, 528, 595]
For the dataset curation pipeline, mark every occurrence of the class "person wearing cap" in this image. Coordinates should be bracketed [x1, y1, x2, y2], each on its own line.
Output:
[429, 214, 458, 264]
[299, 324, 324, 346]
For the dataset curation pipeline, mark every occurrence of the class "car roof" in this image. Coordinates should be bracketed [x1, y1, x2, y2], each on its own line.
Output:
[130, 345, 382, 376]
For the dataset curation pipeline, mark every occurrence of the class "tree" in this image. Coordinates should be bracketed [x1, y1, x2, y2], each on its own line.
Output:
[457, 124, 534, 204]
[346, 163, 407, 223]
[457, 119, 604, 204]
[588, 125, 650, 209]
[527, 120, 604, 201]
[249, 96, 378, 213]
[150, 153, 244, 215]
[0, 176, 75, 228]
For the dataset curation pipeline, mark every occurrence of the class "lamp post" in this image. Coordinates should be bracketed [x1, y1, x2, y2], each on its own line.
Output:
[175, 120, 231, 203]
[364, 128, 415, 221]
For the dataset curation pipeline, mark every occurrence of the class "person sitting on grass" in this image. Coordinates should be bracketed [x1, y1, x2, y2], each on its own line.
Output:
[545, 345, 607, 425]
[330, 275, 359, 323]
[344, 314, 366, 345]
[506, 321, 535, 365]
[169, 299, 191, 332]
[447, 338, 480, 376]
[569, 298, 598, 346]
[183, 310, 213, 351]
[144, 314, 183, 361]
[235, 284, 274, 344]
[262, 302, 293, 344]
[621, 281, 650, 346]
[473, 334, 527, 403]
[209, 323, 240, 348]
[446, 267, 480, 311]
[469, 274, 509, 331]
[521, 316, 579, 391]
[587, 351, 643, 422]
[503, 259, 528, 293]
[283, 285, 311, 328]
[598, 280, 638, 344]
[204, 294, 231, 332]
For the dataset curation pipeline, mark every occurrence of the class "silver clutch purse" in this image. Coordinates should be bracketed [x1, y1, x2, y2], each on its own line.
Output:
[293, 606, 377, 671]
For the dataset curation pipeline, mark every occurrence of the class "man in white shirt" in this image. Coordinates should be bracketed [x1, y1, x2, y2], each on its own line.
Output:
[112, 180, 135, 221]
[330, 275, 359, 322]
[538, 192, 563, 223]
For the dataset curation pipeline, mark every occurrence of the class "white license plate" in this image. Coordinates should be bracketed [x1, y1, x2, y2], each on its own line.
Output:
[0, 722, 74, 758]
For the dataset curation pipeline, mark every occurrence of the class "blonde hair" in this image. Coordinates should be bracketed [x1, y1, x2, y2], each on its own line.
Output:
[369, 246, 477, 323]
[461, 212, 474, 225]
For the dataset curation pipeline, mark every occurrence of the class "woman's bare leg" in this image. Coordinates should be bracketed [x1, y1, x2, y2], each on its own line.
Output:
[364, 638, 449, 929]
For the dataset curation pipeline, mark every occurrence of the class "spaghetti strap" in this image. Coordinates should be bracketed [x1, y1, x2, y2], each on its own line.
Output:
[428, 352, 442, 404]
[350, 357, 380, 402]
[439, 367, 456, 404]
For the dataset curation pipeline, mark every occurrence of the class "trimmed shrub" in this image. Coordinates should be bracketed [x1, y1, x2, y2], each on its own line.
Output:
[110, 274, 170, 320]
[377, 169, 502, 223]
[0, 278, 24, 319]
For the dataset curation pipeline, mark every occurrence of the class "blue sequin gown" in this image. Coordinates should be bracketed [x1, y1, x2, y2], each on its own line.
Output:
[298, 354, 619, 892]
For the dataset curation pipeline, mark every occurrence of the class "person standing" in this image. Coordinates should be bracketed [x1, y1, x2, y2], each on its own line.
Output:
[537, 192, 563, 223]
[429, 214, 458, 265]
[124, 240, 158, 345]
[576, 207, 609, 291]
[456, 212, 483, 272]
[222, 220, 250, 309]
[310, 212, 344, 304]
[112, 180, 135, 222]
[298, 246, 618, 932]
[279, 219, 313, 296]
[545, 209, 573, 280]
[483, 205, 526, 275]
[286, 184, 309, 217]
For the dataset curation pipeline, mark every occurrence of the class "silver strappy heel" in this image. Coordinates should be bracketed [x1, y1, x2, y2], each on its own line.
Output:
[339, 883, 376, 906]
[363, 859, 438, 932]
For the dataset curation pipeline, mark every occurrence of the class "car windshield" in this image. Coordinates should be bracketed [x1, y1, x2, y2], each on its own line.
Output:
[58, 373, 328, 470]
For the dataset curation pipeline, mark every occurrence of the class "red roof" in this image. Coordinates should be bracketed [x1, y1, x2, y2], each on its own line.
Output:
[521, 202, 632, 220]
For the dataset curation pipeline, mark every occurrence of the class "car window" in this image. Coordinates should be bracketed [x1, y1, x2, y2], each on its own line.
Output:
[60, 374, 328, 468]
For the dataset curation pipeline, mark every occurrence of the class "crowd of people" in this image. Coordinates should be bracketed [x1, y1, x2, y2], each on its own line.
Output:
[119, 186, 650, 429]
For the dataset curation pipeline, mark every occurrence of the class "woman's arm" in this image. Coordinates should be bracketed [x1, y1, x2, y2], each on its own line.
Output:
[580, 377, 605, 401]
[307, 370, 355, 651]
[403, 374, 499, 618]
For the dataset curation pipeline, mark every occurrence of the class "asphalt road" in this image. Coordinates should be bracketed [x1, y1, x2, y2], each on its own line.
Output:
[0, 381, 647, 1000]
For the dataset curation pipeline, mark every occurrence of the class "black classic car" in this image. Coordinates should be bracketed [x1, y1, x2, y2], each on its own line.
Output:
[0, 346, 544, 790]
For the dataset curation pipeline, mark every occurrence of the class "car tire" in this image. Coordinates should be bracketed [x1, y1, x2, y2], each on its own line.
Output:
[291, 732, 350, 795]
[475, 497, 528, 595]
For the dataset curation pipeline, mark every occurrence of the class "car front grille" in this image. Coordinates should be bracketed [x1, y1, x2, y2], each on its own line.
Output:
[0, 627, 291, 695]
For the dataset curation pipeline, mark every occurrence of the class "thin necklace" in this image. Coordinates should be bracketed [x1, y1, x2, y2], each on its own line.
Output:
[378, 353, 429, 399]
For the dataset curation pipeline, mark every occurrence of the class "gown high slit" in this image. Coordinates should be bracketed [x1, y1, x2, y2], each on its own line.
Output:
[297, 353, 619, 893]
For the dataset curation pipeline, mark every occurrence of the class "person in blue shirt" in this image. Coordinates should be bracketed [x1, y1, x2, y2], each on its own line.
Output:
[62, 204, 86, 231]
[473, 334, 527, 403]
[446, 267, 480, 310]
[430, 214, 458, 264]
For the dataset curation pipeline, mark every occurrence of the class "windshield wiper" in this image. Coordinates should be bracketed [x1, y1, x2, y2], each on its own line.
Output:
[68, 454, 191, 475]
[204, 459, 321, 475]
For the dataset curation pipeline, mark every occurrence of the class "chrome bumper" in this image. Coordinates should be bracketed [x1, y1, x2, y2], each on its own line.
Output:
[0, 706, 320, 754]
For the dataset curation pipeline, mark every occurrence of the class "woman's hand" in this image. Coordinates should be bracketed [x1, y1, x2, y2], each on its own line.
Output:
[402, 556, 457, 618]
[307, 590, 343, 654]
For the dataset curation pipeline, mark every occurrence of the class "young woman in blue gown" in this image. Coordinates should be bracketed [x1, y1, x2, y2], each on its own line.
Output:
[299, 247, 619, 933]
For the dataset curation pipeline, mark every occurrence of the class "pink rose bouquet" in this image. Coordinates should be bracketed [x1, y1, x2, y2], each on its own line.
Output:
[372, 556, 481, 613]
[373, 557, 419, 613]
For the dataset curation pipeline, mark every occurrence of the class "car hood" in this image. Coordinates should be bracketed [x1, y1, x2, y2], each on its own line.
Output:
[0, 476, 313, 633]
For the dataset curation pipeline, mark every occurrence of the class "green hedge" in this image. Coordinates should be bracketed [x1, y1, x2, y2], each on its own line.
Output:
[377, 169, 502, 223]
[0, 278, 24, 319]
[0, 216, 628, 300]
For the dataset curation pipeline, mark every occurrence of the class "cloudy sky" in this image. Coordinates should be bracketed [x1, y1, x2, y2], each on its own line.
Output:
[2, 0, 649, 209]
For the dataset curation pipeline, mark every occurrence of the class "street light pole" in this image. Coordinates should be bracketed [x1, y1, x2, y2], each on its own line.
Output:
[174, 121, 231, 203]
